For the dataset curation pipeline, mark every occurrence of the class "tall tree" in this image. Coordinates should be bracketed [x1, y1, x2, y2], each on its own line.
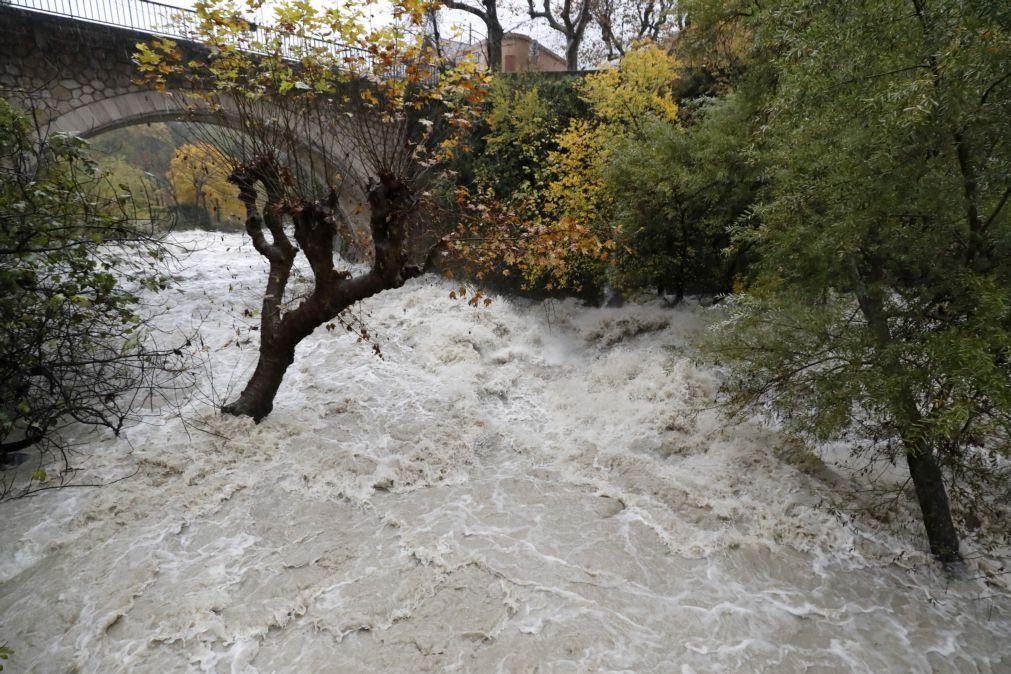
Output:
[589, 0, 678, 60]
[137, 0, 488, 422]
[526, 0, 593, 70]
[691, 0, 1011, 565]
[441, 0, 506, 71]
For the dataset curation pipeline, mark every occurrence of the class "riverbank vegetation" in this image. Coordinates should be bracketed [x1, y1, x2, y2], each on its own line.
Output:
[460, 0, 1010, 566]
[0, 100, 188, 497]
[680, 0, 1011, 566]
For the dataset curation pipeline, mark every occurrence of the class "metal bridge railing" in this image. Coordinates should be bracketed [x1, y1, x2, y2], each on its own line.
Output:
[2, 0, 375, 68]
[4, 0, 200, 39]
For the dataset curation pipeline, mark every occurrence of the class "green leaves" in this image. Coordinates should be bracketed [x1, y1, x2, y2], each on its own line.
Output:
[696, 0, 1011, 543]
[0, 100, 174, 474]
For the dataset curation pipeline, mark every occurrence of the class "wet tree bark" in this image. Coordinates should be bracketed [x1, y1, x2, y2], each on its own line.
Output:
[851, 259, 962, 564]
[222, 160, 433, 422]
[224, 348, 296, 421]
[904, 433, 961, 563]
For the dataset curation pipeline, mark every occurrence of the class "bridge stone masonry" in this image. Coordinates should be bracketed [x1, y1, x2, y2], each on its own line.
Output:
[0, 0, 397, 247]
[0, 0, 372, 138]
[0, 1, 183, 136]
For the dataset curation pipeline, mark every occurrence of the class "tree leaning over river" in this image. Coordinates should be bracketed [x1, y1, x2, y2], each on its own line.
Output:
[688, 0, 1011, 565]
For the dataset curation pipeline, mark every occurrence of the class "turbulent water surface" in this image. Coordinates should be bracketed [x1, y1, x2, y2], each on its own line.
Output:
[1, 232, 1008, 672]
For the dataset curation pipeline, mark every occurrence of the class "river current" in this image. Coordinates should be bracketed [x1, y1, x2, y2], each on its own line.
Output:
[0, 232, 1007, 672]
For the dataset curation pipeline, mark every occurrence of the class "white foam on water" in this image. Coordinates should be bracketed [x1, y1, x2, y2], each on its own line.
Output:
[0, 231, 1007, 672]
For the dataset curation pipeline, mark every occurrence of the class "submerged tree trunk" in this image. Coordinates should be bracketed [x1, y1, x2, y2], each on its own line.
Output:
[852, 261, 962, 564]
[222, 348, 295, 421]
[222, 160, 432, 422]
[904, 436, 961, 564]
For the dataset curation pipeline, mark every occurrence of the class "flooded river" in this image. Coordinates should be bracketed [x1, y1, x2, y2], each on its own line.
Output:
[1, 232, 1007, 672]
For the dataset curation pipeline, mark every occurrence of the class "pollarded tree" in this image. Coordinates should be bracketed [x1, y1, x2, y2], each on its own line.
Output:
[136, 0, 488, 422]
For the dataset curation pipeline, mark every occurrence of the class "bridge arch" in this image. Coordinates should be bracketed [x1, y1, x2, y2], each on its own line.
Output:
[51, 90, 362, 187]
[1, 7, 370, 199]
[53, 90, 228, 139]
[1, 2, 381, 255]
[54, 90, 369, 243]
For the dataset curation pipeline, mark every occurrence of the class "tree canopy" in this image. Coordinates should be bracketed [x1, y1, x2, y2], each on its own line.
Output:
[689, 0, 1011, 564]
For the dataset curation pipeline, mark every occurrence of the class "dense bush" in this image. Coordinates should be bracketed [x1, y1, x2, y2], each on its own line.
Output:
[471, 74, 588, 200]
[459, 49, 747, 301]
[604, 89, 759, 299]
[0, 100, 185, 494]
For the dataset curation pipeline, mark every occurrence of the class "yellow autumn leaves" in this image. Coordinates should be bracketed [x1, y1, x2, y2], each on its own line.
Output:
[460, 45, 681, 290]
[166, 143, 245, 225]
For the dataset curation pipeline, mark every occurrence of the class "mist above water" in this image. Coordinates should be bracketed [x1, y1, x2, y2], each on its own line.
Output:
[0, 232, 1007, 672]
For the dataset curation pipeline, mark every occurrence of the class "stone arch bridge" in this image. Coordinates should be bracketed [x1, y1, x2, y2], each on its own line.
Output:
[0, 0, 387, 225]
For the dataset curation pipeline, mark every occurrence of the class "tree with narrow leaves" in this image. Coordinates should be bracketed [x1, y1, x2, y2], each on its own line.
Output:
[688, 0, 1011, 566]
[136, 0, 489, 422]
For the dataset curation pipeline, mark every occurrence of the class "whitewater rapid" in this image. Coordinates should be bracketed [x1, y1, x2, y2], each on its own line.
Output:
[0, 231, 1007, 672]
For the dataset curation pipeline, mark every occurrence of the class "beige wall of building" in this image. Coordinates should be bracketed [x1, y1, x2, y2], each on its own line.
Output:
[464, 33, 568, 73]
[502, 33, 567, 72]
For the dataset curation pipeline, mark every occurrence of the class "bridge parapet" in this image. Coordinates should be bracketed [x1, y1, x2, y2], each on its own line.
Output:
[5, 0, 201, 41]
[0, 0, 405, 249]
[0, 0, 402, 135]
[0, 0, 379, 132]
[1, 0, 367, 63]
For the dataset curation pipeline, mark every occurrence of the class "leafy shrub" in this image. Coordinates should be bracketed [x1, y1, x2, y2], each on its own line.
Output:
[0, 99, 186, 495]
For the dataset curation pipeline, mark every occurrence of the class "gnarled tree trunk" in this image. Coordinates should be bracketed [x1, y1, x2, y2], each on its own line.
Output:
[222, 159, 429, 422]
